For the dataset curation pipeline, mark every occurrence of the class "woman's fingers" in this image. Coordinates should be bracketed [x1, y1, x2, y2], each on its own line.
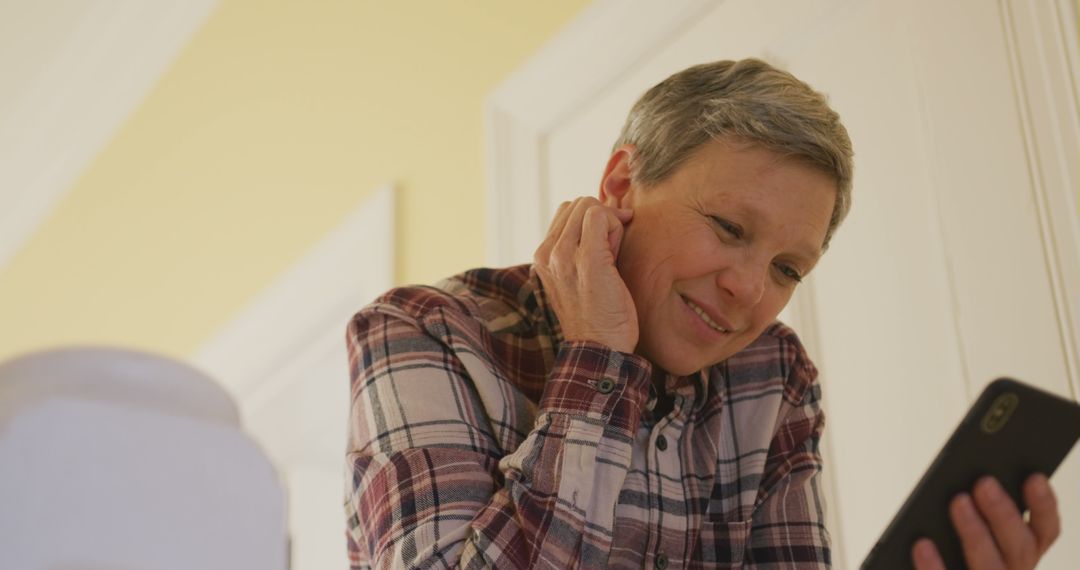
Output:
[951, 493, 1006, 570]
[535, 200, 575, 264]
[911, 538, 946, 570]
[549, 200, 574, 237]
[536, 198, 632, 266]
[581, 204, 628, 264]
[971, 476, 1036, 568]
[915, 475, 1061, 570]
[612, 206, 633, 223]
[532, 196, 638, 353]
[609, 208, 632, 257]
[552, 198, 602, 263]
[1024, 473, 1060, 557]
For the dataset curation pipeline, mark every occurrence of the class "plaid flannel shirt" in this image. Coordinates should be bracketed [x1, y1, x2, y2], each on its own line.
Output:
[345, 265, 830, 568]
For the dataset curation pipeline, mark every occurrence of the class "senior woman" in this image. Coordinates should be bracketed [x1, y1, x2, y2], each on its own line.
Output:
[344, 59, 1060, 569]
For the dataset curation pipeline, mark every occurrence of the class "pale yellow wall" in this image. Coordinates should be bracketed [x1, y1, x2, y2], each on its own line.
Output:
[0, 0, 589, 363]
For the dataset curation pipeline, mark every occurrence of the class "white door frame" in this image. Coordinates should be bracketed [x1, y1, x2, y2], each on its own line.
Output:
[484, 0, 721, 267]
[192, 184, 395, 570]
[995, 0, 1080, 396]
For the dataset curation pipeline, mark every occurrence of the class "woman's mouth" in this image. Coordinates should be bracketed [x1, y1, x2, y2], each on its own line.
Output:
[682, 296, 729, 333]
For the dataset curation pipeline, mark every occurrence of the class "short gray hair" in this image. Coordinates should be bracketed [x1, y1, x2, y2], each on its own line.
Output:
[614, 58, 854, 246]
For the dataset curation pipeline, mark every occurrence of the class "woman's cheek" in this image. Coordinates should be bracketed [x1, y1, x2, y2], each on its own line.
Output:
[685, 232, 725, 264]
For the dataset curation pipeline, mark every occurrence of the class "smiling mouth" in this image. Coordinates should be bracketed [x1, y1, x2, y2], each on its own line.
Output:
[682, 296, 729, 333]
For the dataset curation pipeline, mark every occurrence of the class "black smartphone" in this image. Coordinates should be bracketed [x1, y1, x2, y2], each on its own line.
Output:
[860, 377, 1080, 569]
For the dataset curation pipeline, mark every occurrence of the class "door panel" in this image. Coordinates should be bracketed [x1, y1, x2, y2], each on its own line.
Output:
[497, 0, 1080, 566]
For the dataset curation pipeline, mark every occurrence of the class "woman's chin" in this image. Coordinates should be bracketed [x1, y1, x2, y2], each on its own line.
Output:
[636, 342, 704, 377]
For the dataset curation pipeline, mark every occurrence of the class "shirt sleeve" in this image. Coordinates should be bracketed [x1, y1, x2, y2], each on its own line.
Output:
[744, 341, 832, 568]
[344, 302, 652, 569]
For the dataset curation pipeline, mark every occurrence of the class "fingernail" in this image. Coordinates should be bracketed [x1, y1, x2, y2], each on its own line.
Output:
[914, 539, 935, 564]
[978, 476, 1004, 500]
[1032, 473, 1050, 497]
[955, 493, 976, 519]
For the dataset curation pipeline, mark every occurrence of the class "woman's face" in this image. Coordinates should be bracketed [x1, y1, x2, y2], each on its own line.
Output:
[600, 140, 836, 375]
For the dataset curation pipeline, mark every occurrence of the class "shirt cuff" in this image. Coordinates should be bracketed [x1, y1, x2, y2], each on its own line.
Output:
[538, 341, 652, 431]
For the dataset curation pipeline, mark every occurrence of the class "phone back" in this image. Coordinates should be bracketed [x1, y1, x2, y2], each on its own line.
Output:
[860, 378, 1080, 569]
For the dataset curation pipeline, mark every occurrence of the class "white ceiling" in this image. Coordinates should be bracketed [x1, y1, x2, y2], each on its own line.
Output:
[0, 0, 220, 270]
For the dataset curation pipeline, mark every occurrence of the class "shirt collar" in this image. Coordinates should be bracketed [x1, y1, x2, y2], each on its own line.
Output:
[656, 369, 711, 415]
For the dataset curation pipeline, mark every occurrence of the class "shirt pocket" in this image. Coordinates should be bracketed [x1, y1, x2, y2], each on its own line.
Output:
[695, 518, 752, 567]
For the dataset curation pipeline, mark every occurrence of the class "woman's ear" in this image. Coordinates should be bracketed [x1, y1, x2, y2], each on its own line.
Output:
[599, 144, 636, 208]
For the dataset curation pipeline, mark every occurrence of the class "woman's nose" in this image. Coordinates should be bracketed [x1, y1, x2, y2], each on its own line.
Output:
[716, 260, 766, 306]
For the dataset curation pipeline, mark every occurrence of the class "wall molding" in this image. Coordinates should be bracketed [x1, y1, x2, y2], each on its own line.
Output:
[484, 0, 722, 267]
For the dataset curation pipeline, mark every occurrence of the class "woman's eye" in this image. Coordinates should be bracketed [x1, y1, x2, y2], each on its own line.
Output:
[710, 216, 743, 238]
[775, 263, 803, 283]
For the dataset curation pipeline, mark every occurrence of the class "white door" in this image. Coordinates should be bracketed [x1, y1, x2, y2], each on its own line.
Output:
[487, 0, 1080, 567]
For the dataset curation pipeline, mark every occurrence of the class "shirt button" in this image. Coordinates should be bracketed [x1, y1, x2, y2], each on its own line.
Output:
[596, 378, 616, 394]
[655, 552, 669, 570]
[655, 434, 668, 451]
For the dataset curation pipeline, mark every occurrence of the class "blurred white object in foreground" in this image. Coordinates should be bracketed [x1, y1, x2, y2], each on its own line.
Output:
[0, 347, 288, 570]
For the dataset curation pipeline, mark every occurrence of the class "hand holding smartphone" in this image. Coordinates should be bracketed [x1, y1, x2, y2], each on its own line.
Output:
[861, 378, 1080, 569]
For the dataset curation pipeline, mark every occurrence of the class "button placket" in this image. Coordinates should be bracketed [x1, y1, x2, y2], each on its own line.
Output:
[650, 405, 686, 570]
